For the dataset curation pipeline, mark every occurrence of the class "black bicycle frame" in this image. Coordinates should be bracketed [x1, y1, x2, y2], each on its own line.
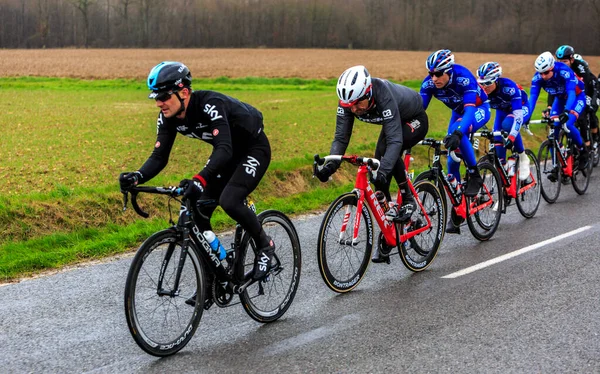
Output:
[420, 138, 463, 206]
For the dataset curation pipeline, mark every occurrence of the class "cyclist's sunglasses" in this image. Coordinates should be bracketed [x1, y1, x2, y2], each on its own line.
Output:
[478, 80, 495, 87]
[428, 71, 445, 78]
[340, 92, 372, 108]
[540, 70, 552, 76]
[152, 91, 173, 102]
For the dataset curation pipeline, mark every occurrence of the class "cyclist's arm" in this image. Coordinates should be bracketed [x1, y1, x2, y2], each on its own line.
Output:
[453, 89, 477, 134]
[419, 78, 433, 110]
[564, 76, 577, 112]
[137, 113, 177, 184]
[508, 87, 523, 138]
[329, 107, 355, 168]
[527, 77, 542, 116]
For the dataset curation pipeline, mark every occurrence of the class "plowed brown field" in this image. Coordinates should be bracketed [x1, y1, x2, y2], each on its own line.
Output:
[2, 48, 599, 85]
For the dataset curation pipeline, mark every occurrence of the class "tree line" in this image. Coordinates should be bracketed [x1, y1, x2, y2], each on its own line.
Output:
[2, 0, 600, 54]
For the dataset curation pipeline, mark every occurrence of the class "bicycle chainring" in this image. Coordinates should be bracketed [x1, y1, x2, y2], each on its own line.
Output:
[212, 278, 234, 307]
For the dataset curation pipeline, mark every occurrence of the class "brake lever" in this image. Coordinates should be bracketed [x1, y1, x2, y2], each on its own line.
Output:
[122, 192, 129, 212]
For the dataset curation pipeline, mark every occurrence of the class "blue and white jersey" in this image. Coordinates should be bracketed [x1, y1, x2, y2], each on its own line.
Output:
[420, 64, 488, 114]
[528, 61, 585, 113]
[487, 77, 528, 113]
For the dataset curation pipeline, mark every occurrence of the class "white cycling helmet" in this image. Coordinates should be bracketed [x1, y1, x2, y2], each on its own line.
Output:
[534, 51, 555, 73]
[337, 65, 372, 107]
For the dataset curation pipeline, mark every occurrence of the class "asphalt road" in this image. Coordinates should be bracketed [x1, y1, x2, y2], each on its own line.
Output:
[2, 174, 600, 373]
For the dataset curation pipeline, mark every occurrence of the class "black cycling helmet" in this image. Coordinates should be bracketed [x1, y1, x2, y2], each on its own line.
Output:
[555, 45, 575, 60]
[147, 61, 192, 99]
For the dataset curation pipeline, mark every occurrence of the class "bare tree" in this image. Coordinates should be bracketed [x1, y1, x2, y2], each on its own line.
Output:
[68, 0, 97, 47]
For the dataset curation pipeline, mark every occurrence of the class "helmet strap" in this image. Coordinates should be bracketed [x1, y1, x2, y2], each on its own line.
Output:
[174, 91, 186, 117]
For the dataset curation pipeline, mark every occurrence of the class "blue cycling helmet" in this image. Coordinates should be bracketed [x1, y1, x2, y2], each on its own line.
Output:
[555, 45, 574, 60]
[426, 49, 455, 73]
[477, 62, 502, 86]
[147, 61, 192, 98]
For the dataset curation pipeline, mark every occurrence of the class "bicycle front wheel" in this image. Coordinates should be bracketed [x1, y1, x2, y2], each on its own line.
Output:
[466, 161, 503, 241]
[124, 229, 205, 357]
[239, 210, 301, 323]
[317, 192, 373, 293]
[515, 149, 542, 218]
[398, 180, 445, 272]
[538, 139, 561, 203]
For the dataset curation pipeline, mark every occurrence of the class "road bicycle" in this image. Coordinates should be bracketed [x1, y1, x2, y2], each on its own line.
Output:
[314, 154, 444, 293]
[413, 137, 503, 241]
[531, 118, 593, 203]
[472, 129, 541, 218]
[122, 186, 301, 356]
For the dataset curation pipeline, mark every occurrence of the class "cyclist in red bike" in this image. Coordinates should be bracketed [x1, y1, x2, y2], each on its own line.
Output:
[315, 65, 429, 262]
[119, 61, 275, 281]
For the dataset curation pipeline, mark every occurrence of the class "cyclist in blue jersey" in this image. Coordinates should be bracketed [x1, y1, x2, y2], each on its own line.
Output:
[554, 45, 599, 151]
[476, 62, 531, 180]
[526, 51, 588, 173]
[420, 49, 491, 233]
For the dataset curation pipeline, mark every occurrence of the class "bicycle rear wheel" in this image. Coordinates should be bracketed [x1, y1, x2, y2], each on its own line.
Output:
[515, 149, 542, 218]
[466, 161, 503, 241]
[571, 145, 592, 194]
[537, 139, 561, 203]
[398, 180, 444, 272]
[317, 192, 373, 293]
[239, 210, 301, 323]
[124, 229, 205, 357]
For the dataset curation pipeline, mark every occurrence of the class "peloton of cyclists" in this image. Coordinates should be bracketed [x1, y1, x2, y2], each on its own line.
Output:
[420, 49, 491, 234]
[476, 61, 531, 181]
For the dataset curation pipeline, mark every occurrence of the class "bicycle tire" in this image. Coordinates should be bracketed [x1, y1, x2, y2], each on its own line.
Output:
[124, 229, 205, 357]
[466, 161, 503, 241]
[537, 139, 562, 203]
[238, 210, 302, 323]
[317, 192, 373, 293]
[515, 149, 542, 218]
[571, 145, 592, 195]
[397, 180, 444, 272]
[413, 170, 448, 221]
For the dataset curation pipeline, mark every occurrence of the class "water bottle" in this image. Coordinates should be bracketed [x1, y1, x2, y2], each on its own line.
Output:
[375, 190, 389, 212]
[447, 174, 458, 190]
[506, 157, 516, 177]
[203, 230, 226, 260]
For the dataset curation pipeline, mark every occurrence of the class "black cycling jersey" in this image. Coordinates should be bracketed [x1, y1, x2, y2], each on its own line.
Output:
[137, 90, 265, 185]
[331, 78, 425, 177]
[135, 90, 270, 243]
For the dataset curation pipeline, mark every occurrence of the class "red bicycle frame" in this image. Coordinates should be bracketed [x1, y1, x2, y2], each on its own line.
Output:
[336, 155, 432, 248]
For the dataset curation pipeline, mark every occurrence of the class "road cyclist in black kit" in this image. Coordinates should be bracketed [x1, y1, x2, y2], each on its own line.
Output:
[314, 65, 429, 263]
[119, 61, 276, 282]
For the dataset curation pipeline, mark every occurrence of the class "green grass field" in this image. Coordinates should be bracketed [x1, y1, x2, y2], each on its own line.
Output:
[0, 77, 549, 281]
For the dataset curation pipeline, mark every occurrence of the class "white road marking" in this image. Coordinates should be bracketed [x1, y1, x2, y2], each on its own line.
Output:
[442, 226, 592, 279]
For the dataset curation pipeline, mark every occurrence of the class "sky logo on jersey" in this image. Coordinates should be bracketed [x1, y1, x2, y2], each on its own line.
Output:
[243, 156, 260, 177]
[204, 104, 223, 121]
[176, 125, 188, 132]
[382, 109, 393, 118]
